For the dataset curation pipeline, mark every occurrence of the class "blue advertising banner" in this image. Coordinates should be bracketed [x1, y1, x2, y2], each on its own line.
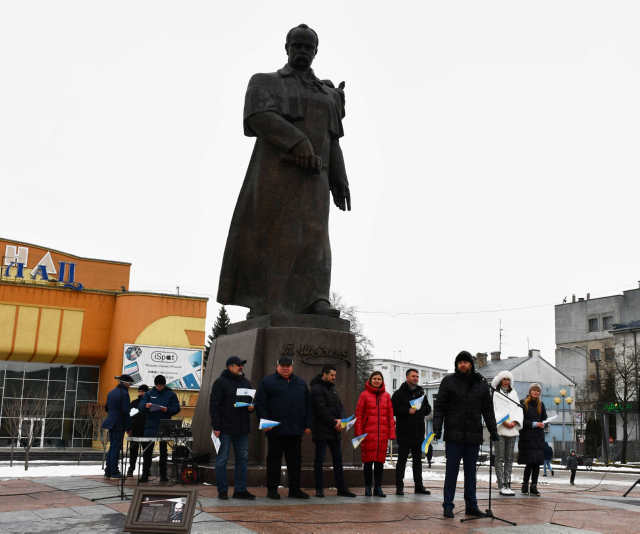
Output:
[123, 344, 202, 391]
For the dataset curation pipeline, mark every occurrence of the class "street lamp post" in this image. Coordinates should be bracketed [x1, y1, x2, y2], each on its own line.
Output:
[554, 389, 573, 452]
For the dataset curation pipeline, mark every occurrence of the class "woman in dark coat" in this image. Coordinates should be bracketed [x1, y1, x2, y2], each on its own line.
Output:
[355, 371, 396, 497]
[517, 383, 547, 496]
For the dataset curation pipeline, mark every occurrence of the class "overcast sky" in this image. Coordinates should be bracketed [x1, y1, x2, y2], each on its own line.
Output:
[2, 1, 640, 372]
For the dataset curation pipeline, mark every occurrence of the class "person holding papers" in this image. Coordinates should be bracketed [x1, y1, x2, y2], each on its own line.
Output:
[491, 370, 523, 496]
[517, 383, 547, 496]
[433, 351, 498, 519]
[310, 365, 356, 498]
[210, 355, 256, 500]
[101, 374, 134, 479]
[255, 356, 312, 500]
[126, 384, 149, 478]
[139, 375, 180, 483]
[391, 368, 432, 496]
[355, 371, 396, 497]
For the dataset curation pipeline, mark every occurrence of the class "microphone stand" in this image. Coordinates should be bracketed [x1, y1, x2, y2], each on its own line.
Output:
[462, 378, 518, 526]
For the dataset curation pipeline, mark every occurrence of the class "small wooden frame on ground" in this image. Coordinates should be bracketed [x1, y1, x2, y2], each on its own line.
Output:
[124, 486, 198, 533]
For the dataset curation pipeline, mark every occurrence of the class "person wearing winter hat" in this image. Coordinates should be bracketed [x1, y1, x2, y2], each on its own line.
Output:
[491, 371, 523, 496]
[517, 383, 547, 496]
[567, 449, 579, 485]
[101, 374, 134, 479]
[433, 351, 499, 518]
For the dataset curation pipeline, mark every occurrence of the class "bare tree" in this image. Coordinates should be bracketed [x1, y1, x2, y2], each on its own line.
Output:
[82, 401, 108, 467]
[614, 337, 639, 463]
[2, 397, 47, 470]
[330, 292, 374, 386]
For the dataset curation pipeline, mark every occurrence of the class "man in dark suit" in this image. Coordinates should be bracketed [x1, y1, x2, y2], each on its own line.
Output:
[101, 374, 134, 479]
[126, 384, 149, 477]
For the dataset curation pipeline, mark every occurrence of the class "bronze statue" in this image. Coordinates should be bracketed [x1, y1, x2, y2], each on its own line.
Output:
[218, 24, 351, 319]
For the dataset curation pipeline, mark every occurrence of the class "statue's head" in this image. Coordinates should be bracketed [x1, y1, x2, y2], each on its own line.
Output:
[285, 24, 318, 71]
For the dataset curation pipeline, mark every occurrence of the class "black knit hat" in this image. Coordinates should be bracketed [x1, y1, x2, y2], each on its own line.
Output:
[455, 351, 474, 365]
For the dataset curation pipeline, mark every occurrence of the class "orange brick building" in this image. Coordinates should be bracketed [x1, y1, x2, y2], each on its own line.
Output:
[0, 237, 207, 447]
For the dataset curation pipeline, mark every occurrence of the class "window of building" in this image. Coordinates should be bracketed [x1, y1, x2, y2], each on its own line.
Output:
[588, 318, 599, 332]
[602, 316, 613, 331]
[393, 366, 397, 372]
[590, 379, 600, 394]
[605, 347, 615, 361]
[392, 378, 397, 390]
[589, 349, 601, 362]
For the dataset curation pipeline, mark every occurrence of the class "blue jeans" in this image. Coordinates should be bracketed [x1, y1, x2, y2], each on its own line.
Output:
[443, 441, 479, 511]
[215, 434, 249, 493]
[543, 459, 553, 475]
[105, 429, 124, 476]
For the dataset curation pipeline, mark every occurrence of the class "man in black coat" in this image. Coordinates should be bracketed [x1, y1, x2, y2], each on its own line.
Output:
[101, 374, 134, 479]
[126, 384, 148, 478]
[255, 356, 312, 500]
[310, 365, 356, 498]
[392, 368, 432, 495]
[210, 356, 256, 500]
[433, 351, 498, 519]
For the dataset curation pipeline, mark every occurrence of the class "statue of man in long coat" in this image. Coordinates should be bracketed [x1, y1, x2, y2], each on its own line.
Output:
[217, 24, 351, 319]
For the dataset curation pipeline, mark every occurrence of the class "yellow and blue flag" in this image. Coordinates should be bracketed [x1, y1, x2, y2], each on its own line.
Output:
[340, 415, 356, 431]
[259, 418, 280, 430]
[497, 414, 510, 425]
[421, 432, 435, 454]
[352, 433, 368, 449]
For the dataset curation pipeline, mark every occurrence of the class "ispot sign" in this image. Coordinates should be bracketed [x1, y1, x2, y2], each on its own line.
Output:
[123, 344, 202, 391]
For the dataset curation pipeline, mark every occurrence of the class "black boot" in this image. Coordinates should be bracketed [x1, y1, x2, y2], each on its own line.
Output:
[364, 486, 372, 497]
[396, 482, 404, 496]
[521, 482, 529, 495]
[529, 485, 540, 496]
[373, 486, 386, 498]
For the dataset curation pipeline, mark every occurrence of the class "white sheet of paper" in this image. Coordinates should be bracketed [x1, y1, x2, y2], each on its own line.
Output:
[236, 388, 256, 398]
[211, 431, 221, 453]
[542, 415, 558, 424]
[129, 408, 139, 417]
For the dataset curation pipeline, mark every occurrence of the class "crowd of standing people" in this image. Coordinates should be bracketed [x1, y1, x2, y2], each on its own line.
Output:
[102, 349, 569, 520]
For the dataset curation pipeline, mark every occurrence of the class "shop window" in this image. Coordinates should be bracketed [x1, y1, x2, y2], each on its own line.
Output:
[588, 318, 599, 332]
[4, 379, 22, 398]
[48, 381, 65, 400]
[1, 398, 21, 418]
[0, 369, 5, 382]
[605, 347, 615, 362]
[24, 368, 48, 380]
[44, 419, 62, 438]
[64, 391, 76, 418]
[49, 367, 67, 381]
[62, 419, 73, 441]
[66, 367, 78, 390]
[5, 369, 23, 379]
[73, 438, 92, 447]
[78, 367, 99, 382]
[22, 380, 47, 399]
[22, 398, 46, 416]
[0, 417, 18, 437]
[46, 400, 64, 418]
[73, 419, 93, 438]
[77, 382, 98, 401]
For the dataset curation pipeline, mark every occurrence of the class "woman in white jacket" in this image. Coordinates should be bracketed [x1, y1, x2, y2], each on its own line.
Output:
[491, 370, 523, 495]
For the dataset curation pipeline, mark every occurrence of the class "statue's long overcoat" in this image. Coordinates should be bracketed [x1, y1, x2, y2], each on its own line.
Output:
[217, 65, 348, 315]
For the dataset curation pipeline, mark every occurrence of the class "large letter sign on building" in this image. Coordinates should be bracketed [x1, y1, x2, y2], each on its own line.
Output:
[123, 344, 203, 391]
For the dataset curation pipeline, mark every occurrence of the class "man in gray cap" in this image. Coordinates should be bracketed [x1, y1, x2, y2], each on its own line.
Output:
[102, 374, 134, 479]
[210, 356, 256, 500]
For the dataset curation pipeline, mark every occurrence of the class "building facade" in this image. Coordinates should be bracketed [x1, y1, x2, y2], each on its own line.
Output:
[0, 238, 207, 447]
[368, 357, 448, 395]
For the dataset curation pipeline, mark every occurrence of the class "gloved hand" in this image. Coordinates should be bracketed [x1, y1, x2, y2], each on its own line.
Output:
[490, 432, 500, 442]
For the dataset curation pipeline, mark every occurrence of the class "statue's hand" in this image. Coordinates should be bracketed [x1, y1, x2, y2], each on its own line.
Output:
[291, 138, 322, 171]
[331, 181, 351, 211]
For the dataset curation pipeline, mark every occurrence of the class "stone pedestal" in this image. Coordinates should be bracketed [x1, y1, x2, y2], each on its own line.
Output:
[192, 314, 360, 469]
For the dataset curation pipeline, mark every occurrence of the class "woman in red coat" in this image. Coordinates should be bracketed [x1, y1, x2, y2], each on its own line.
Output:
[355, 371, 396, 497]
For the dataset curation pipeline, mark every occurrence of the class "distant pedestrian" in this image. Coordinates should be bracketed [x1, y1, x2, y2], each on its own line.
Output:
[491, 370, 523, 496]
[518, 383, 547, 496]
[310, 365, 356, 498]
[355, 371, 396, 497]
[543, 442, 554, 476]
[426, 443, 433, 468]
[126, 384, 149, 477]
[101, 374, 134, 479]
[567, 449, 578, 485]
[254, 356, 312, 500]
[392, 368, 431, 495]
[210, 356, 256, 500]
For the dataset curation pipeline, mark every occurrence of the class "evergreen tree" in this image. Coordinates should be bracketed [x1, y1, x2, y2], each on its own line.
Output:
[330, 293, 374, 386]
[204, 306, 231, 368]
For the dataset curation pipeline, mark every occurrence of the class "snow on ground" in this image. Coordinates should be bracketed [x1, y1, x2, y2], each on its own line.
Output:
[0, 462, 105, 479]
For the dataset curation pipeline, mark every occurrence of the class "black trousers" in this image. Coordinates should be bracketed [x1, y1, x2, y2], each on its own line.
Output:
[570, 469, 577, 484]
[314, 439, 345, 491]
[363, 461, 383, 487]
[522, 464, 540, 486]
[266, 435, 301, 491]
[128, 440, 141, 473]
[395, 439, 423, 488]
[142, 441, 168, 478]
